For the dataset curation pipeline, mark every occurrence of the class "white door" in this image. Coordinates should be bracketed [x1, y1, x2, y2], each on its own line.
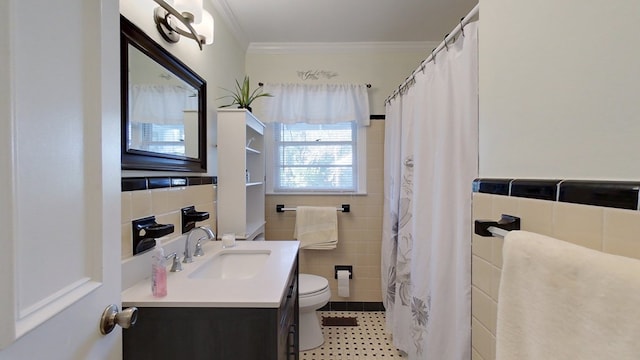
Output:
[0, 1, 123, 359]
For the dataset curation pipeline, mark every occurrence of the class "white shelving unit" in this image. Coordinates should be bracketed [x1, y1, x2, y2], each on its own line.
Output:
[216, 109, 266, 240]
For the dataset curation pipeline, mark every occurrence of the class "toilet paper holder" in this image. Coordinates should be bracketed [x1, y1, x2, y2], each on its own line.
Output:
[335, 265, 353, 279]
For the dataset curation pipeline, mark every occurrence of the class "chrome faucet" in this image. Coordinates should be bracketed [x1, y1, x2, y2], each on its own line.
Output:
[165, 252, 182, 272]
[183, 226, 216, 263]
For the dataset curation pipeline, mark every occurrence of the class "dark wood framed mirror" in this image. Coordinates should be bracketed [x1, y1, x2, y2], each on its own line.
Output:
[121, 15, 207, 172]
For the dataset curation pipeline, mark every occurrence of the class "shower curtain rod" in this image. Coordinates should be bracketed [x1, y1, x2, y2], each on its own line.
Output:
[258, 82, 371, 88]
[384, 3, 479, 104]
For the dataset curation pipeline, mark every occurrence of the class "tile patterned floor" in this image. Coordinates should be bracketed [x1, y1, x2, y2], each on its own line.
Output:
[300, 311, 406, 360]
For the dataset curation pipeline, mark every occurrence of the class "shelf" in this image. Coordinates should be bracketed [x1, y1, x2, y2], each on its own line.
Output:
[217, 109, 266, 241]
[242, 221, 266, 240]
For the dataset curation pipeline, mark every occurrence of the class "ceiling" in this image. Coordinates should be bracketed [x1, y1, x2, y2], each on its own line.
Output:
[211, 0, 478, 45]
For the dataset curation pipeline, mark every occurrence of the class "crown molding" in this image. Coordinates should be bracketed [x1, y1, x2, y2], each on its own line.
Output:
[247, 41, 438, 55]
[208, 0, 249, 50]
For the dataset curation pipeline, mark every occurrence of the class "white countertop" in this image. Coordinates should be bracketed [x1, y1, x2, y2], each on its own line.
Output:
[122, 240, 299, 308]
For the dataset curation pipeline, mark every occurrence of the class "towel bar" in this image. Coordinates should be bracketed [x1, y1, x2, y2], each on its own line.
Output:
[276, 204, 350, 213]
[474, 214, 520, 238]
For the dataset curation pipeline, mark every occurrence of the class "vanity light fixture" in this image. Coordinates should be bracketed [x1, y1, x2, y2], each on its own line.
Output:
[153, 0, 214, 50]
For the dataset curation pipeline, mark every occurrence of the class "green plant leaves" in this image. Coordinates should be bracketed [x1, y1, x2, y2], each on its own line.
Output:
[218, 76, 272, 108]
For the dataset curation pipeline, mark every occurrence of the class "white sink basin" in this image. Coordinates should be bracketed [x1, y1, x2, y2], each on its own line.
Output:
[188, 249, 271, 280]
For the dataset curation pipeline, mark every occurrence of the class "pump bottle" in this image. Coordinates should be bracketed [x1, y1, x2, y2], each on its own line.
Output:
[151, 245, 167, 297]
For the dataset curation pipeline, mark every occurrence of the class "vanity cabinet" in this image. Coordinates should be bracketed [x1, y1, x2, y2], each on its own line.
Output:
[123, 258, 299, 360]
[216, 109, 266, 240]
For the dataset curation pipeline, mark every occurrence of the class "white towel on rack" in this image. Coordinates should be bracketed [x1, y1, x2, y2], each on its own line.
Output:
[293, 206, 338, 250]
[496, 230, 640, 360]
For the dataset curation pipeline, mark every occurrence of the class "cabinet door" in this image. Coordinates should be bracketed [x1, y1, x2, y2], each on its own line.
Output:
[278, 261, 299, 360]
[124, 307, 279, 360]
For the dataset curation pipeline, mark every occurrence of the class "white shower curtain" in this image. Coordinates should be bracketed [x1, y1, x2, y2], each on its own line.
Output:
[382, 21, 478, 359]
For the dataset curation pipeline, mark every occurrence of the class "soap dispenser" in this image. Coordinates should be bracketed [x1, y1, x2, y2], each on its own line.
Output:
[151, 245, 167, 297]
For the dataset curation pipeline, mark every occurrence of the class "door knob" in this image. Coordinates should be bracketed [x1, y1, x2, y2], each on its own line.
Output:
[100, 304, 138, 335]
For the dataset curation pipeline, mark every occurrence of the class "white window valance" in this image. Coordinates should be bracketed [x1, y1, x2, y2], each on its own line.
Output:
[261, 83, 370, 126]
[129, 84, 197, 125]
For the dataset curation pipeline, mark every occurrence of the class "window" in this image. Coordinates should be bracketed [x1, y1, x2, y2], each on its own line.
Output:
[129, 122, 186, 156]
[260, 83, 370, 194]
[267, 121, 366, 194]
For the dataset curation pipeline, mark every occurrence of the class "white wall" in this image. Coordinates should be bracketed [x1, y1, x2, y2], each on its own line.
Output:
[479, 0, 640, 180]
[120, 0, 248, 176]
[246, 43, 437, 115]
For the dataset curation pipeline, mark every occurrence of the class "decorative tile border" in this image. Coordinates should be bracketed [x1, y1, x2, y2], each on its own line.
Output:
[472, 178, 510, 195]
[510, 179, 560, 201]
[122, 176, 216, 192]
[559, 180, 640, 210]
[318, 301, 385, 312]
[473, 178, 640, 210]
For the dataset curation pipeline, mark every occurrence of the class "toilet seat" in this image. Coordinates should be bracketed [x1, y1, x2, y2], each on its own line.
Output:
[299, 274, 329, 297]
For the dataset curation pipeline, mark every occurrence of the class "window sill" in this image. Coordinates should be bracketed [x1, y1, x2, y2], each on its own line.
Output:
[266, 191, 368, 196]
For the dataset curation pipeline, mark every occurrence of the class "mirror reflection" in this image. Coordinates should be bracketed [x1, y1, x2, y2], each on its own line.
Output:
[121, 15, 206, 172]
[127, 44, 199, 158]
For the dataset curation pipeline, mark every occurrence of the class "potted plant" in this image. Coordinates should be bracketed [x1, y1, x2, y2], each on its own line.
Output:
[218, 76, 272, 112]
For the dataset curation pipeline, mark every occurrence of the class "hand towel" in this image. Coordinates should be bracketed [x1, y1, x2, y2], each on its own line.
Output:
[293, 206, 338, 250]
[496, 231, 640, 360]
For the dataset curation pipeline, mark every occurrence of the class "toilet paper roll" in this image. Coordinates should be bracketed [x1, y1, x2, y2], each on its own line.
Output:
[337, 270, 350, 297]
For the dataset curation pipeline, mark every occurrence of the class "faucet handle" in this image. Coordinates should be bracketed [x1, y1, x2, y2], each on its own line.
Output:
[165, 252, 182, 272]
[194, 236, 206, 257]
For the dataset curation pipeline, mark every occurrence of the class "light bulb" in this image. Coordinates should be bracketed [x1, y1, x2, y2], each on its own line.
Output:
[196, 10, 214, 45]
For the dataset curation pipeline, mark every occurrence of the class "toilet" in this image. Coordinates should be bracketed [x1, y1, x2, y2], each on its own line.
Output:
[298, 273, 331, 351]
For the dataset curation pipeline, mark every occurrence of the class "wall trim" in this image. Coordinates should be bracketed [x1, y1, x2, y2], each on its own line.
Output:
[318, 301, 385, 312]
[209, 0, 250, 50]
[247, 41, 437, 54]
[122, 176, 216, 192]
[473, 178, 640, 211]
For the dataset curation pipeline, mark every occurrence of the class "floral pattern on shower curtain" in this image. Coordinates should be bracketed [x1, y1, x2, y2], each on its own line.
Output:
[381, 21, 478, 360]
[382, 91, 401, 329]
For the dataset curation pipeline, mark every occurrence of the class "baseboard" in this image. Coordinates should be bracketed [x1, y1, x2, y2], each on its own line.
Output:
[318, 301, 385, 312]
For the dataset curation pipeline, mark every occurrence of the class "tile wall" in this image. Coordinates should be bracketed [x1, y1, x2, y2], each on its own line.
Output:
[264, 120, 385, 303]
[121, 177, 217, 260]
[471, 181, 640, 360]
